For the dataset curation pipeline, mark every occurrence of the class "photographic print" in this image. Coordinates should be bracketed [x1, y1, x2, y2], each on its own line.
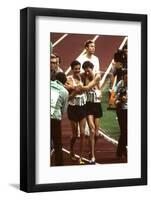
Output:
[50, 33, 128, 167]
[20, 7, 147, 192]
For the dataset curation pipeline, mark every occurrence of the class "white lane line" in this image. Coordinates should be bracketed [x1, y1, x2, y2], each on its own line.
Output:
[100, 36, 128, 87]
[52, 34, 68, 48]
[62, 148, 100, 165]
[65, 35, 100, 75]
[119, 36, 128, 50]
[98, 129, 118, 145]
[50, 149, 55, 156]
[98, 129, 128, 151]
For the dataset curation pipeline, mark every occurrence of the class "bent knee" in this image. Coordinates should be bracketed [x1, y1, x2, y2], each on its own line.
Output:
[90, 128, 95, 135]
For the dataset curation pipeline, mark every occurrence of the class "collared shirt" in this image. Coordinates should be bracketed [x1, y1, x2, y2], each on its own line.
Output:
[51, 80, 69, 120]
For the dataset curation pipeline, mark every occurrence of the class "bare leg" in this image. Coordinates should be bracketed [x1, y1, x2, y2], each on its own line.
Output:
[94, 118, 100, 143]
[70, 121, 78, 159]
[79, 118, 86, 164]
[87, 115, 96, 163]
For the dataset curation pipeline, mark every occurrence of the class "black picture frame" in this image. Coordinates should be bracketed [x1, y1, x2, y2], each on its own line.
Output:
[20, 7, 147, 192]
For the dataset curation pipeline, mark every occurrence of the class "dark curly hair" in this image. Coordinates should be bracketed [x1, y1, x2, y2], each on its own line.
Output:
[82, 61, 94, 70]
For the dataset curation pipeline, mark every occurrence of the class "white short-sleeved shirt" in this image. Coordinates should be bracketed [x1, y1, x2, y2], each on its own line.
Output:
[77, 54, 100, 74]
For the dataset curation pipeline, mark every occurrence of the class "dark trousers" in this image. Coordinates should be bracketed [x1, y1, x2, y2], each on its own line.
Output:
[51, 119, 63, 166]
[116, 109, 127, 157]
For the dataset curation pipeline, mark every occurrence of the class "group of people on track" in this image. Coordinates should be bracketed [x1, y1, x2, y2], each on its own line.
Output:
[50, 38, 128, 166]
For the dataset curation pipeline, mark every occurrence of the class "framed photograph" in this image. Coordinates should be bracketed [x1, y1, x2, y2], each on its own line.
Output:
[20, 7, 147, 192]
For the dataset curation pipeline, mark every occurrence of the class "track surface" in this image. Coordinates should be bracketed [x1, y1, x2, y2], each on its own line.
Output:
[51, 33, 127, 166]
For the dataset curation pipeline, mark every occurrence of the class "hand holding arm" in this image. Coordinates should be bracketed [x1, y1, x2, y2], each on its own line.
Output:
[82, 73, 101, 91]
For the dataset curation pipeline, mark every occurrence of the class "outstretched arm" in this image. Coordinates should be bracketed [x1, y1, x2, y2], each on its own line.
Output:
[82, 73, 101, 91]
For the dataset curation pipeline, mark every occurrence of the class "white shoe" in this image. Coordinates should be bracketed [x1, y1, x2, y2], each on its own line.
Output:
[90, 157, 96, 164]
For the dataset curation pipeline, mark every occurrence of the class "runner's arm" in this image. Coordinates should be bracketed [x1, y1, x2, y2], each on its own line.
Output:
[82, 73, 101, 91]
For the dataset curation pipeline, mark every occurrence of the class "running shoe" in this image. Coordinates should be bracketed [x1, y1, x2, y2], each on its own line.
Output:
[79, 158, 85, 165]
[89, 157, 96, 164]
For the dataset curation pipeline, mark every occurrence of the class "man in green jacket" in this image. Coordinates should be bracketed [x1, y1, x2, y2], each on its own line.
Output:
[51, 72, 69, 166]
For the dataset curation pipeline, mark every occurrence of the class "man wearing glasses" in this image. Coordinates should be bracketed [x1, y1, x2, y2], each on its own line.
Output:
[51, 54, 63, 80]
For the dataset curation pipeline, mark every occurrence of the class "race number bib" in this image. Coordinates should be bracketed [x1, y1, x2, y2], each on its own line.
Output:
[51, 89, 60, 115]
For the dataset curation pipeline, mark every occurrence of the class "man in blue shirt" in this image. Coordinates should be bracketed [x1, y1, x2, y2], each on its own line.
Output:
[51, 72, 69, 166]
